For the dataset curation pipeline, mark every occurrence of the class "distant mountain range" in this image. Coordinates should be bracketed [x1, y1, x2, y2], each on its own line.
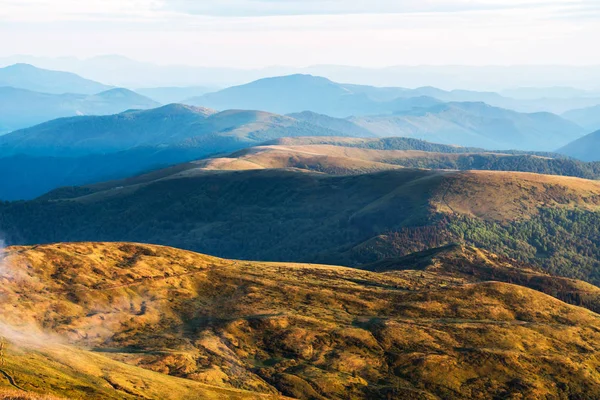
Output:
[289, 103, 584, 151]
[558, 129, 600, 162]
[185, 74, 441, 117]
[501, 86, 598, 100]
[351, 102, 585, 151]
[0, 63, 111, 94]
[0, 64, 594, 200]
[4, 55, 600, 93]
[186, 74, 600, 118]
[0, 64, 160, 133]
[0, 104, 365, 199]
[0, 104, 355, 158]
[562, 105, 600, 133]
[0, 99, 589, 199]
[0, 86, 160, 134]
[135, 86, 217, 104]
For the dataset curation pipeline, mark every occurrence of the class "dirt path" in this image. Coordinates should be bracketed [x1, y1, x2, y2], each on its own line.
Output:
[440, 175, 458, 214]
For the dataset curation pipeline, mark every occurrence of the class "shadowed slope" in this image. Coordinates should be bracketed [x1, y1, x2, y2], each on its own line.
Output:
[3, 168, 600, 283]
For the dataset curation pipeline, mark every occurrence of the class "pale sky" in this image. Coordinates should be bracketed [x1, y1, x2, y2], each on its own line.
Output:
[1, 0, 599, 67]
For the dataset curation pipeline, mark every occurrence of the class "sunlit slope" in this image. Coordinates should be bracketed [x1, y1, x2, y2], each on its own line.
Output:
[0, 339, 280, 399]
[181, 142, 600, 180]
[3, 243, 600, 398]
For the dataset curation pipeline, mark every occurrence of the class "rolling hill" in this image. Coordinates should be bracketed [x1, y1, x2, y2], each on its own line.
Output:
[183, 73, 600, 117]
[557, 129, 600, 162]
[0, 86, 160, 134]
[159, 139, 600, 181]
[3, 242, 600, 398]
[0, 106, 369, 200]
[3, 166, 600, 285]
[0, 105, 356, 158]
[4, 127, 598, 202]
[0, 64, 111, 95]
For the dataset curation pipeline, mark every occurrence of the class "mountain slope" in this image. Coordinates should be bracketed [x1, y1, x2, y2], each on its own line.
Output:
[0, 64, 111, 94]
[366, 244, 600, 313]
[3, 242, 600, 399]
[0, 86, 160, 134]
[3, 168, 600, 284]
[351, 102, 585, 151]
[563, 105, 600, 133]
[0, 334, 278, 399]
[0, 105, 353, 158]
[557, 129, 600, 161]
[286, 111, 375, 137]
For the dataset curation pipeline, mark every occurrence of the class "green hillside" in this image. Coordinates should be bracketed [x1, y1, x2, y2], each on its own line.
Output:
[3, 168, 600, 284]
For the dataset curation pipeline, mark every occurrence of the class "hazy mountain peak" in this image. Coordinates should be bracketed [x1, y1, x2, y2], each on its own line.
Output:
[186, 74, 446, 117]
[93, 87, 145, 98]
[4, 62, 38, 70]
[138, 103, 217, 117]
[0, 63, 111, 95]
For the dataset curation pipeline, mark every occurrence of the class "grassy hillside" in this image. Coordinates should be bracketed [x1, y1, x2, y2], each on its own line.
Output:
[192, 142, 600, 180]
[0, 338, 278, 399]
[3, 168, 600, 284]
[3, 242, 600, 398]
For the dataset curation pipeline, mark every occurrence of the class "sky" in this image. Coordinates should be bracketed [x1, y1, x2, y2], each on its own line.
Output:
[1, 0, 599, 68]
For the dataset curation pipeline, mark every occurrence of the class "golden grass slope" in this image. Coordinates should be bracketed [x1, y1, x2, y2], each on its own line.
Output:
[3, 243, 600, 398]
[434, 169, 600, 220]
[73, 143, 600, 224]
[0, 339, 281, 400]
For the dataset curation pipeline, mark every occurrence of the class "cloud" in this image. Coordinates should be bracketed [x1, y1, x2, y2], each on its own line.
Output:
[161, 0, 600, 17]
[1, 0, 598, 23]
[0, 0, 163, 22]
[0, 0, 598, 68]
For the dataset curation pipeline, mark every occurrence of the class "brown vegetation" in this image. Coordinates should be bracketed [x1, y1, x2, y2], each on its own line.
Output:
[2, 242, 600, 399]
